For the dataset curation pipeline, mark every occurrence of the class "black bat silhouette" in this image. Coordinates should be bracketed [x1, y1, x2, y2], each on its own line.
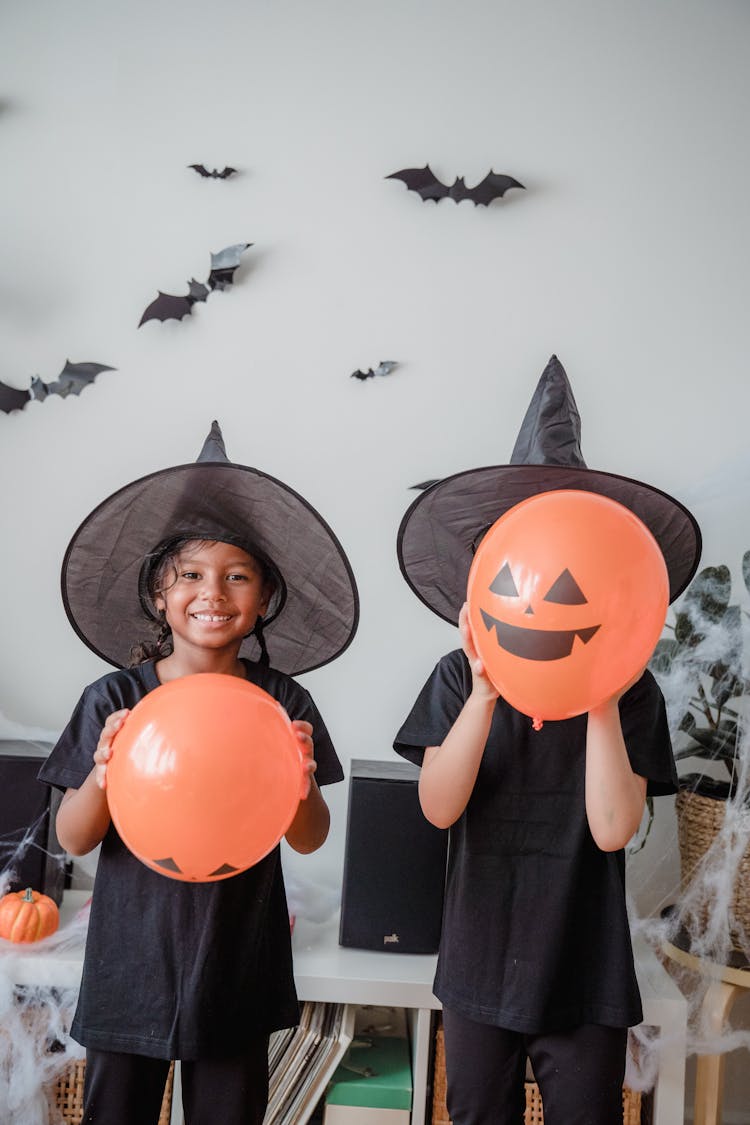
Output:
[139, 243, 253, 326]
[188, 164, 238, 179]
[0, 360, 116, 415]
[350, 361, 398, 382]
[386, 165, 524, 206]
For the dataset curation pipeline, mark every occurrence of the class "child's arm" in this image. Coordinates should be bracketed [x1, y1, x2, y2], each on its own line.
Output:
[585, 673, 648, 852]
[55, 708, 128, 856]
[418, 604, 499, 829]
[284, 720, 331, 854]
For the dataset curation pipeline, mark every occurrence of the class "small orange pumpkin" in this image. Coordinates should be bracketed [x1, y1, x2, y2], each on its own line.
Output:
[0, 886, 60, 943]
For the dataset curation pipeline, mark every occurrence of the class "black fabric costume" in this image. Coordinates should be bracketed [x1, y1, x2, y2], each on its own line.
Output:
[394, 651, 676, 1033]
[39, 658, 342, 1061]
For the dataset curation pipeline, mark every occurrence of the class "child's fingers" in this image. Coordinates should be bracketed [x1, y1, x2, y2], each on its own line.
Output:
[459, 603, 500, 700]
[291, 719, 314, 756]
[458, 603, 477, 657]
[459, 603, 484, 671]
[94, 709, 130, 789]
[101, 708, 130, 737]
[298, 754, 317, 799]
[291, 720, 316, 797]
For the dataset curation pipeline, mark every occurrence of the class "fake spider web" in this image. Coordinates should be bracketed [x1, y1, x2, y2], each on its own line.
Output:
[625, 461, 750, 1100]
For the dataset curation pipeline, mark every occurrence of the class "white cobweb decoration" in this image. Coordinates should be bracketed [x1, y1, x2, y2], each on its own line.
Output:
[0, 867, 89, 1124]
[624, 459, 750, 1098]
[0, 708, 89, 1125]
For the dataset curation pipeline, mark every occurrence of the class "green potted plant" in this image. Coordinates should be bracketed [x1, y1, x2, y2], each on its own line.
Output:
[649, 554, 750, 947]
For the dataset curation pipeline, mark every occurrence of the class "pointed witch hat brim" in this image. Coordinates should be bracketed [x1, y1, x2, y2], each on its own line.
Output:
[61, 422, 359, 675]
[397, 356, 702, 625]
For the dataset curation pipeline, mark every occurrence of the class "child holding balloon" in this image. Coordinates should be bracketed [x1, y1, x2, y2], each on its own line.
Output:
[39, 423, 359, 1125]
[393, 358, 701, 1125]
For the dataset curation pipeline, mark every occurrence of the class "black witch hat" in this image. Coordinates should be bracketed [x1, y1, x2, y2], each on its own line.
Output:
[397, 355, 702, 624]
[62, 422, 359, 675]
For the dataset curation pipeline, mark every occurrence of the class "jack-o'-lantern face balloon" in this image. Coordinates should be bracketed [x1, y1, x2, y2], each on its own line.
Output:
[466, 490, 669, 721]
[107, 674, 305, 881]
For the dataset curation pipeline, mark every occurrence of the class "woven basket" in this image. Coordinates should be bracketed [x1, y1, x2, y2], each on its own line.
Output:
[676, 787, 750, 949]
[47, 1058, 174, 1125]
[431, 1023, 641, 1125]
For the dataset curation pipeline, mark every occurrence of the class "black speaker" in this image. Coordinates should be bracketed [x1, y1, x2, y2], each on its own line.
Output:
[0, 740, 66, 904]
[339, 758, 448, 954]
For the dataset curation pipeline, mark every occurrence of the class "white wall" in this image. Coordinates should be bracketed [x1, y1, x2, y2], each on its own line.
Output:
[2, 1, 750, 1115]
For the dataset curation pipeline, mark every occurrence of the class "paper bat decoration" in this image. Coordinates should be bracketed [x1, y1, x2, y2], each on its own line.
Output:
[139, 243, 253, 326]
[0, 360, 116, 415]
[350, 361, 398, 381]
[188, 164, 238, 179]
[386, 165, 525, 206]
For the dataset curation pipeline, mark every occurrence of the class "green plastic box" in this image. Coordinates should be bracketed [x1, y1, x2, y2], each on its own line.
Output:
[324, 1035, 412, 1123]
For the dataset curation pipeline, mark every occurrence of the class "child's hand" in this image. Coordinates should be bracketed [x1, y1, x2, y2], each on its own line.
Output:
[292, 719, 317, 799]
[459, 603, 499, 703]
[93, 709, 130, 790]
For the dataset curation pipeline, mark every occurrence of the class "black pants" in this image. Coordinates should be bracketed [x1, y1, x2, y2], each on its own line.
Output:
[82, 1037, 270, 1125]
[442, 1008, 627, 1125]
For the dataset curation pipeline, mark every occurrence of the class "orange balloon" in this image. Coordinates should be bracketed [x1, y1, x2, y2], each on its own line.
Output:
[107, 674, 304, 881]
[466, 490, 669, 721]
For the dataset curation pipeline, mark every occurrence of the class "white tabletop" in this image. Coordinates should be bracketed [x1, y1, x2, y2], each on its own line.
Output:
[292, 914, 440, 1009]
[3, 892, 687, 1023]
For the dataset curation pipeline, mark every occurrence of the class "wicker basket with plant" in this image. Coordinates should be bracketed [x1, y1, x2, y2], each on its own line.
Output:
[649, 554, 750, 947]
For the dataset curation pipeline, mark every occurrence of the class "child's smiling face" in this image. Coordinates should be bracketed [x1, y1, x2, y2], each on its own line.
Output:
[154, 539, 272, 656]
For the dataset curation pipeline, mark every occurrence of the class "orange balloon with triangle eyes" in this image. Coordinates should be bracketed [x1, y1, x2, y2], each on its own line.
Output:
[106, 674, 306, 881]
[466, 490, 669, 723]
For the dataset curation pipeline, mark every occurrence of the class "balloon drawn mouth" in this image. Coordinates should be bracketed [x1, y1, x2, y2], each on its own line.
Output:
[480, 609, 600, 661]
[153, 857, 240, 879]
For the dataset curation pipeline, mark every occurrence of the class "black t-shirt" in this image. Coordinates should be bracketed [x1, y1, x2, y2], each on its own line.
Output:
[393, 650, 676, 1033]
[39, 659, 343, 1060]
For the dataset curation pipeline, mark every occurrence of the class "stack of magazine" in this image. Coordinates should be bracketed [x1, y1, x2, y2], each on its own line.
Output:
[265, 1002, 355, 1124]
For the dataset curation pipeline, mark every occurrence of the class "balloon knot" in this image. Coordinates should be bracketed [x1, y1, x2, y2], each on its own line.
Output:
[532, 717, 544, 731]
